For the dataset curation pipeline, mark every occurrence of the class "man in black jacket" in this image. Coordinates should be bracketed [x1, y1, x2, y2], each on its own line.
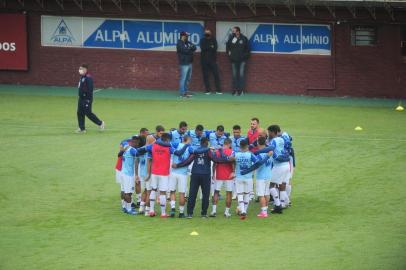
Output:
[200, 29, 222, 95]
[226, 26, 250, 96]
[76, 64, 104, 133]
[176, 31, 196, 98]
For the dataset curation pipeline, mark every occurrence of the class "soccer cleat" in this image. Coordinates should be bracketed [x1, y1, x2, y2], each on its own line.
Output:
[178, 213, 185, 218]
[99, 121, 105, 130]
[75, 128, 86, 134]
[224, 212, 231, 218]
[216, 92, 223, 95]
[138, 210, 145, 215]
[201, 214, 208, 219]
[170, 208, 176, 218]
[205, 91, 211, 95]
[209, 212, 217, 218]
[131, 202, 136, 209]
[257, 212, 268, 218]
[144, 211, 150, 217]
[160, 213, 169, 218]
[122, 207, 127, 213]
[240, 212, 247, 220]
[186, 214, 193, 219]
[127, 209, 138, 215]
[271, 205, 283, 214]
[149, 211, 156, 217]
[232, 91, 237, 96]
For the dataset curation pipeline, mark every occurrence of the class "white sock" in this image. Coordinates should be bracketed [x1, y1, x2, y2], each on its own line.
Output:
[286, 184, 292, 198]
[170, 200, 176, 209]
[243, 193, 250, 213]
[179, 206, 184, 213]
[261, 206, 267, 213]
[225, 207, 230, 214]
[126, 202, 132, 212]
[238, 194, 245, 213]
[280, 191, 288, 206]
[149, 191, 156, 212]
[212, 204, 217, 213]
[137, 193, 141, 203]
[145, 206, 150, 212]
[160, 195, 167, 215]
[139, 201, 145, 211]
[270, 188, 281, 206]
[121, 199, 125, 208]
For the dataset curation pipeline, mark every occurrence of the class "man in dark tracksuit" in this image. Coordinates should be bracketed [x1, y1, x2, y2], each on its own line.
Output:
[226, 26, 250, 96]
[199, 29, 222, 95]
[76, 64, 104, 133]
[172, 137, 227, 218]
[176, 31, 196, 98]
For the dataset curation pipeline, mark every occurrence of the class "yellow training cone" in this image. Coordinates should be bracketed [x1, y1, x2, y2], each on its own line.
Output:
[190, 231, 199, 236]
[395, 105, 404, 111]
[354, 126, 363, 131]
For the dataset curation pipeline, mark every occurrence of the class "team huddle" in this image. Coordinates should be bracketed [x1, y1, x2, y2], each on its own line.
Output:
[114, 118, 295, 220]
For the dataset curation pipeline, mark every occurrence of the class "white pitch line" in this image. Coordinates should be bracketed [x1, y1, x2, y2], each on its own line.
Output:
[94, 88, 103, 93]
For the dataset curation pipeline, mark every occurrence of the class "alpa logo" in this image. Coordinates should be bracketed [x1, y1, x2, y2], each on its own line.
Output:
[50, 19, 75, 44]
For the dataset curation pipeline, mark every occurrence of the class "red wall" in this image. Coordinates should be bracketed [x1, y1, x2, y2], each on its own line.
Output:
[0, 3, 405, 98]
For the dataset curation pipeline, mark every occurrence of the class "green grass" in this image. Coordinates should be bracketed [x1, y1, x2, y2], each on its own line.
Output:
[0, 86, 405, 270]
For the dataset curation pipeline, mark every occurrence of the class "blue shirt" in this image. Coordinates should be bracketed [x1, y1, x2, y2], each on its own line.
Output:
[137, 153, 149, 178]
[230, 136, 247, 152]
[171, 143, 191, 175]
[186, 130, 213, 148]
[170, 129, 187, 144]
[122, 147, 137, 176]
[209, 132, 228, 149]
[270, 137, 288, 166]
[233, 151, 258, 180]
[256, 153, 273, 180]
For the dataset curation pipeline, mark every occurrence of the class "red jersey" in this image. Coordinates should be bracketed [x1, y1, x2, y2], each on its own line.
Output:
[247, 129, 259, 152]
[215, 148, 233, 180]
[151, 144, 171, 176]
[115, 156, 123, 171]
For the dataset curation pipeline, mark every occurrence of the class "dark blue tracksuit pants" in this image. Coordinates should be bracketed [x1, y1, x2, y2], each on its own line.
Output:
[187, 174, 211, 216]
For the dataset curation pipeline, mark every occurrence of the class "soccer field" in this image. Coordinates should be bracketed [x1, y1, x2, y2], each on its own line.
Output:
[0, 85, 405, 270]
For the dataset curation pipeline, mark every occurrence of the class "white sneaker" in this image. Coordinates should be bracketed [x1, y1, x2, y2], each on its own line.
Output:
[75, 128, 86, 134]
[224, 212, 231, 218]
[99, 121, 105, 130]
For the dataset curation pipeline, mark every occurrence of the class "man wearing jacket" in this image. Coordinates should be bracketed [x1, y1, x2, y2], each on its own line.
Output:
[200, 29, 222, 95]
[226, 26, 250, 96]
[76, 64, 104, 133]
[176, 31, 196, 98]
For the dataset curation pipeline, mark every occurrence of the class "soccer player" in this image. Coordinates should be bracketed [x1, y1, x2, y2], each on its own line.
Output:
[247, 117, 263, 152]
[186, 124, 214, 148]
[208, 125, 229, 149]
[210, 138, 234, 218]
[229, 140, 258, 220]
[141, 133, 189, 217]
[279, 129, 295, 206]
[169, 135, 192, 218]
[120, 136, 140, 215]
[169, 121, 188, 144]
[255, 125, 290, 213]
[172, 137, 228, 218]
[230, 125, 248, 152]
[146, 125, 165, 145]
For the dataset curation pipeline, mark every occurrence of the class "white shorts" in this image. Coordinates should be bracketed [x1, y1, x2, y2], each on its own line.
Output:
[235, 179, 253, 194]
[121, 174, 135, 194]
[169, 173, 187, 193]
[271, 163, 290, 185]
[288, 156, 294, 182]
[150, 174, 169, 192]
[115, 169, 122, 184]
[256, 180, 271, 197]
[214, 180, 234, 192]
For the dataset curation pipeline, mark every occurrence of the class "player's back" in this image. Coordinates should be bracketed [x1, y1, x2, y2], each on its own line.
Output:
[235, 151, 257, 180]
[171, 143, 190, 175]
[215, 148, 233, 180]
[122, 147, 136, 176]
[270, 137, 288, 165]
[256, 153, 273, 180]
[151, 143, 171, 176]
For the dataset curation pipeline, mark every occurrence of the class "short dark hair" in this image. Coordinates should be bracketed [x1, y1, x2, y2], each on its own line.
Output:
[234, 26, 241, 33]
[268, 125, 280, 134]
[132, 135, 140, 141]
[156, 125, 165, 132]
[216, 125, 224, 132]
[139, 127, 148, 134]
[251, 117, 259, 123]
[161, 133, 170, 141]
[80, 64, 88, 69]
[258, 137, 267, 146]
[200, 137, 209, 146]
[224, 138, 232, 145]
[233, 125, 241, 130]
[195, 124, 204, 132]
[179, 121, 188, 128]
[239, 139, 248, 148]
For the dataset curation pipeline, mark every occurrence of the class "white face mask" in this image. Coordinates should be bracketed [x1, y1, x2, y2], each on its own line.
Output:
[79, 69, 85, 75]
